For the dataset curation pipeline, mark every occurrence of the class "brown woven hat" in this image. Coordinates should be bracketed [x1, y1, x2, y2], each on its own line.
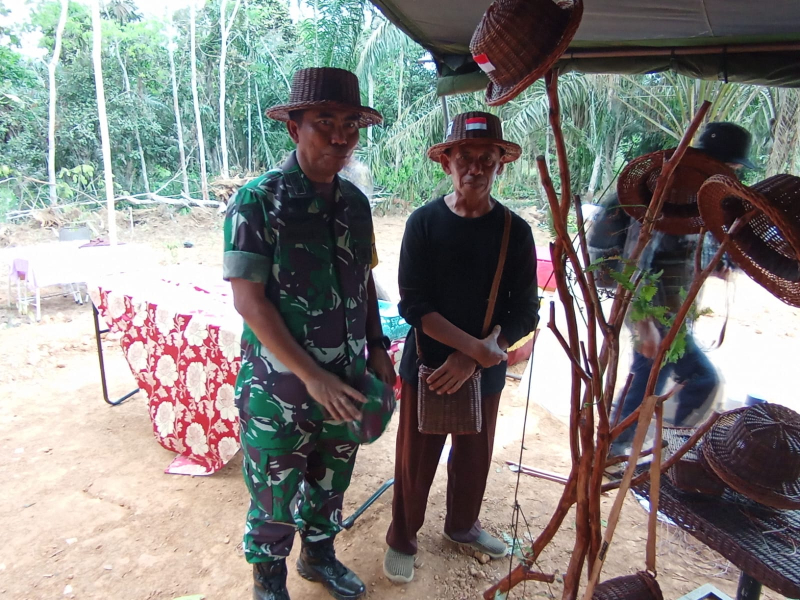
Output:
[701, 404, 800, 510]
[266, 67, 382, 127]
[617, 147, 737, 236]
[592, 571, 663, 600]
[427, 111, 521, 163]
[698, 174, 800, 307]
[470, 0, 583, 107]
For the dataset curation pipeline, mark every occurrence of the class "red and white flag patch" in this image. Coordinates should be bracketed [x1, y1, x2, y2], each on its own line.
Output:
[465, 117, 488, 131]
[473, 53, 496, 73]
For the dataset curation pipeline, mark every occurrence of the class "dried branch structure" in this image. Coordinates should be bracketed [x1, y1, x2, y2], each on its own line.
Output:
[483, 72, 730, 600]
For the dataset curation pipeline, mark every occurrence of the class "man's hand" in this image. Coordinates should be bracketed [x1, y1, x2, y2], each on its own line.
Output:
[368, 347, 397, 386]
[637, 319, 661, 359]
[471, 325, 508, 368]
[304, 369, 366, 422]
[426, 351, 477, 395]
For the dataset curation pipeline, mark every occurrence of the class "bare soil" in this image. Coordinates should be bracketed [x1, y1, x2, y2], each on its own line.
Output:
[0, 207, 796, 600]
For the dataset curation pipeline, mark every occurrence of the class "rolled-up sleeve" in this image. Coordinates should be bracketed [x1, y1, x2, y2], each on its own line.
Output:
[222, 186, 274, 283]
[497, 223, 540, 347]
[397, 211, 435, 328]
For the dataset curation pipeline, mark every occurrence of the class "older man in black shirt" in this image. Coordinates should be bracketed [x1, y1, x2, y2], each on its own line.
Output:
[383, 112, 539, 584]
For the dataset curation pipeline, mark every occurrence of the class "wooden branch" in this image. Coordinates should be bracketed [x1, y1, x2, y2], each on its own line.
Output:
[601, 411, 721, 493]
[583, 392, 660, 599]
[610, 373, 634, 428]
[545, 71, 571, 219]
[573, 193, 610, 334]
[645, 402, 664, 574]
[484, 472, 578, 599]
[609, 383, 682, 441]
[599, 101, 712, 374]
[483, 567, 556, 599]
[548, 302, 592, 383]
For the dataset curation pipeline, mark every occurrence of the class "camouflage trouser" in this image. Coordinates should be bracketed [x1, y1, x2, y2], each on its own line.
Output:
[239, 409, 359, 564]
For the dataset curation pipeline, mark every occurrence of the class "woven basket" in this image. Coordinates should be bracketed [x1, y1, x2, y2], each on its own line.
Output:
[417, 365, 482, 435]
[664, 430, 725, 496]
[593, 571, 663, 600]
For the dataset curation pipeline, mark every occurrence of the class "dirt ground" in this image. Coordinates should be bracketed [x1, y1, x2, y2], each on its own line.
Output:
[0, 207, 796, 600]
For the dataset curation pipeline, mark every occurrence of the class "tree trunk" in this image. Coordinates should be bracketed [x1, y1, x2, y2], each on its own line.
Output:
[586, 153, 602, 203]
[247, 75, 252, 173]
[367, 73, 374, 147]
[218, 0, 241, 179]
[190, 0, 209, 202]
[47, 0, 69, 206]
[254, 82, 275, 169]
[394, 47, 404, 173]
[91, 0, 117, 244]
[766, 89, 799, 176]
[115, 44, 150, 194]
[168, 40, 190, 196]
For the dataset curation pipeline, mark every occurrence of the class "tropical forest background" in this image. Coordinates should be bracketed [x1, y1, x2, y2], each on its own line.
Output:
[2, 0, 800, 224]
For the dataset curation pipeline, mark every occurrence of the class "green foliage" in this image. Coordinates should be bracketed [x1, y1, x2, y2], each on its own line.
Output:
[0, 0, 789, 214]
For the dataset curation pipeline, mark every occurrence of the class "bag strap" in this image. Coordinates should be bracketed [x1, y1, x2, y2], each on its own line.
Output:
[481, 206, 512, 337]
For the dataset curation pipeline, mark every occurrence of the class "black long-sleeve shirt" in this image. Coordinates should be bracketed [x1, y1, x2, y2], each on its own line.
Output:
[397, 196, 540, 394]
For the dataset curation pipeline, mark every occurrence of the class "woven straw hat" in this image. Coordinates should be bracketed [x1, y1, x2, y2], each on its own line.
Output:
[702, 404, 800, 510]
[616, 147, 736, 236]
[698, 174, 800, 307]
[266, 67, 382, 127]
[470, 0, 583, 106]
[427, 111, 521, 163]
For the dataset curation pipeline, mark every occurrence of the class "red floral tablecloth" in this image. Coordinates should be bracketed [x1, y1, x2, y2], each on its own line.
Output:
[89, 267, 404, 476]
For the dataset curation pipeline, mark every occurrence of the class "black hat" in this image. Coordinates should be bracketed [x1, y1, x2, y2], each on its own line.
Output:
[266, 67, 382, 128]
[695, 122, 756, 169]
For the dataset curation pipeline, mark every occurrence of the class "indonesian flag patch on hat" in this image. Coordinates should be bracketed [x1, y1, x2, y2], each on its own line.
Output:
[473, 53, 496, 73]
[427, 111, 521, 163]
[465, 117, 489, 131]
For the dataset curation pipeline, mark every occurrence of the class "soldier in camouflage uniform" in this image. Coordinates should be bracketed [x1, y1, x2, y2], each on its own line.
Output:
[223, 67, 395, 600]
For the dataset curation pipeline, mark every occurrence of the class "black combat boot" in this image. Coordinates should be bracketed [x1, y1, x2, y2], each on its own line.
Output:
[253, 559, 291, 600]
[296, 538, 366, 600]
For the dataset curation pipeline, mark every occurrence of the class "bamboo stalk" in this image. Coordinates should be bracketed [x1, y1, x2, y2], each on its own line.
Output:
[545, 71, 571, 219]
[645, 402, 664, 574]
[506, 462, 570, 485]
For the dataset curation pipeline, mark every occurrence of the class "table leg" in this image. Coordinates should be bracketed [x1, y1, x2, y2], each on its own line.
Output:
[342, 478, 394, 530]
[35, 286, 41, 322]
[736, 572, 762, 600]
[93, 302, 140, 406]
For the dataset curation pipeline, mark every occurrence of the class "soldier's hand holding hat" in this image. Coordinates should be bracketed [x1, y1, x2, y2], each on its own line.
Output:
[305, 369, 366, 422]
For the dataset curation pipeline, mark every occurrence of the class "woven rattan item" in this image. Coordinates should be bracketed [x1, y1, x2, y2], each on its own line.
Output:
[592, 571, 663, 600]
[266, 67, 382, 127]
[702, 404, 800, 510]
[427, 112, 521, 163]
[617, 148, 736, 235]
[470, 0, 583, 106]
[698, 174, 800, 308]
[663, 427, 725, 496]
[416, 207, 512, 435]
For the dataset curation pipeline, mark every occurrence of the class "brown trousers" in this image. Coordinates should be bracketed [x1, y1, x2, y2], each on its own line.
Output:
[385, 379, 502, 555]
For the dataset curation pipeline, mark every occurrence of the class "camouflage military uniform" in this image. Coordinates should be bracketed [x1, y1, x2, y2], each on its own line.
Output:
[223, 151, 377, 564]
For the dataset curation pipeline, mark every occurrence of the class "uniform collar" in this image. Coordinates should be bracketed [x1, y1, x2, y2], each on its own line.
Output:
[280, 150, 342, 201]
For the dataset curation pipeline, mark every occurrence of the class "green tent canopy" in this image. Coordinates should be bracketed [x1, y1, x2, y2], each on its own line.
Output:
[368, 0, 800, 94]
